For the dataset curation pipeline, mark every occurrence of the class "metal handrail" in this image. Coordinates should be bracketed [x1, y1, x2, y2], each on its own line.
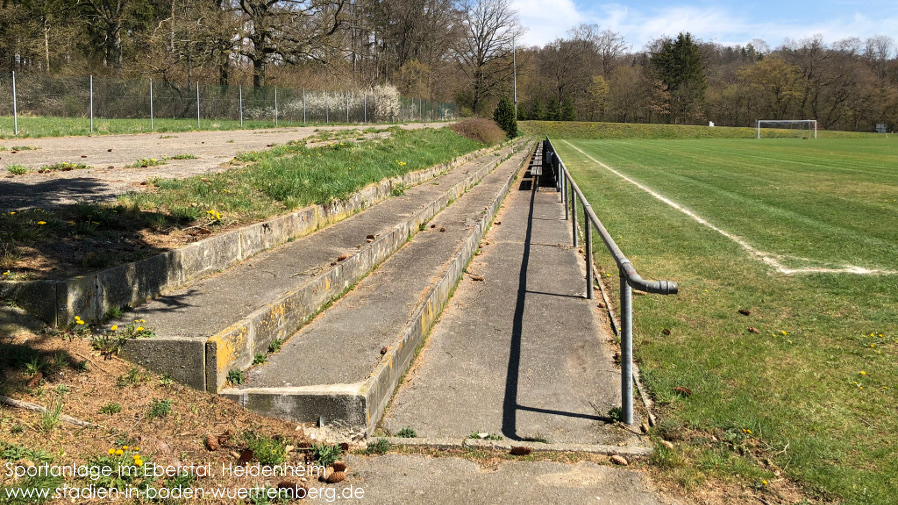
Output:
[543, 136, 678, 425]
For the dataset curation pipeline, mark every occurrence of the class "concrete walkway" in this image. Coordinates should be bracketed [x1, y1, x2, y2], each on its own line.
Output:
[331, 454, 679, 505]
[381, 150, 645, 448]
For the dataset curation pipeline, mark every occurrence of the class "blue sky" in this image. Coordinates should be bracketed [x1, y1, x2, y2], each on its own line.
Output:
[511, 0, 898, 52]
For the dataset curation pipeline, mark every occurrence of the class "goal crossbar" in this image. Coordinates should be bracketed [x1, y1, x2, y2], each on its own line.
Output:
[756, 119, 817, 139]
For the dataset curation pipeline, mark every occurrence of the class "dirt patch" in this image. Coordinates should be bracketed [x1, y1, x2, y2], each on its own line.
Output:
[0, 331, 360, 502]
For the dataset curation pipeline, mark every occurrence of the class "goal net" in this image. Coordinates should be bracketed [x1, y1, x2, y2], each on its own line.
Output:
[756, 119, 817, 139]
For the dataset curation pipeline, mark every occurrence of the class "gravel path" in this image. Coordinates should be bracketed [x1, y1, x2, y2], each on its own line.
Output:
[0, 122, 448, 212]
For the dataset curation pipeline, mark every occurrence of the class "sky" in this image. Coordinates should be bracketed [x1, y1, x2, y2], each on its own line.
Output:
[510, 0, 898, 52]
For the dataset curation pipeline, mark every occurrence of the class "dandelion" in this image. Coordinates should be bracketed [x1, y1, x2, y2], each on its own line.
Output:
[123, 446, 129, 450]
[108, 448, 116, 455]
[781, 331, 787, 336]
[76, 320, 85, 325]
[9, 211, 15, 215]
[2, 271, 9, 276]
[762, 480, 768, 486]
[136, 327, 144, 332]
[860, 371, 866, 375]
[134, 458, 143, 466]
[37, 221, 46, 225]
[140, 319, 145, 323]
[134, 447, 140, 452]
[115, 449, 123, 456]
[111, 325, 118, 331]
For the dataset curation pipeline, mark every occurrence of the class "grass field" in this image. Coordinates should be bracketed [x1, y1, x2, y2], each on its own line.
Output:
[0, 115, 442, 139]
[553, 136, 898, 504]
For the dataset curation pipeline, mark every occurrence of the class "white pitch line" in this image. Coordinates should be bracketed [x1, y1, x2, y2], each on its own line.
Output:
[562, 140, 897, 276]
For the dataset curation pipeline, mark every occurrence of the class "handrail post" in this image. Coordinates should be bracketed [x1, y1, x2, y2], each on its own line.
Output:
[585, 209, 594, 299]
[562, 164, 569, 220]
[620, 274, 634, 425]
[571, 189, 578, 247]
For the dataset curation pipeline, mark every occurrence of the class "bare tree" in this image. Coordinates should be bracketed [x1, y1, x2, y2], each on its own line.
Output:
[236, 0, 348, 87]
[454, 0, 522, 114]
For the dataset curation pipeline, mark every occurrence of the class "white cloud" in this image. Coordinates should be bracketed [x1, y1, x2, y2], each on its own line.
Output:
[512, 1, 898, 52]
[510, 0, 584, 47]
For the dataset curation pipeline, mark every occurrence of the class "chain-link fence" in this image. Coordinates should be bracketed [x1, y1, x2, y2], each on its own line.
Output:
[0, 73, 458, 135]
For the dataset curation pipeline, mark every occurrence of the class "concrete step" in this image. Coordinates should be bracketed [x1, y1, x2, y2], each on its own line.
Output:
[378, 142, 648, 449]
[221, 143, 535, 434]
[114, 141, 527, 392]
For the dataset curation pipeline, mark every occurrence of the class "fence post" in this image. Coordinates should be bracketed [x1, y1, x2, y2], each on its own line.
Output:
[239, 85, 243, 127]
[585, 205, 594, 300]
[274, 86, 278, 126]
[149, 79, 154, 130]
[89, 75, 94, 133]
[11, 71, 18, 136]
[571, 189, 578, 248]
[619, 274, 634, 425]
[196, 82, 200, 129]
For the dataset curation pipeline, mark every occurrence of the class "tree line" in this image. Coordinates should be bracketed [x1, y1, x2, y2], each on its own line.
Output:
[1, 0, 896, 131]
[517, 28, 898, 132]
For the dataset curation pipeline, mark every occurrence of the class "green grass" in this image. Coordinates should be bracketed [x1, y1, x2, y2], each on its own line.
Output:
[554, 136, 898, 503]
[522, 120, 885, 140]
[123, 127, 481, 224]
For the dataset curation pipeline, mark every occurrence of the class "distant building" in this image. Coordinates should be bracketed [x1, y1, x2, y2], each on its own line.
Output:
[876, 123, 887, 133]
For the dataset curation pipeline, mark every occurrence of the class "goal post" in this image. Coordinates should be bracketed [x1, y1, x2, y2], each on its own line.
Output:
[756, 119, 817, 139]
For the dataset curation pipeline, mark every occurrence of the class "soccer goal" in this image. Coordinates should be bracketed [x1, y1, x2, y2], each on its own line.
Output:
[756, 119, 817, 139]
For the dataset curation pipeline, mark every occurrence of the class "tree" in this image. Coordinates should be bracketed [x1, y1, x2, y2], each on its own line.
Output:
[650, 32, 706, 123]
[586, 75, 608, 121]
[738, 57, 805, 119]
[493, 95, 516, 138]
[236, 0, 348, 87]
[455, 0, 522, 114]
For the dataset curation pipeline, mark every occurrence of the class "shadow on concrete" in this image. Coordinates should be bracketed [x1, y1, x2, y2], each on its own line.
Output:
[501, 162, 614, 440]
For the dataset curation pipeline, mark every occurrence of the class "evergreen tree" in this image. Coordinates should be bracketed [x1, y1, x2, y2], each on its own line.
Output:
[561, 97, 577, 121]
[650, 32, 707, 123]
[493, 96, 517, 138]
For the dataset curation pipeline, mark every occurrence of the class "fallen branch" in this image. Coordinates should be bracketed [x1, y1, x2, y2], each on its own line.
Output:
[0, 395, 95, 428]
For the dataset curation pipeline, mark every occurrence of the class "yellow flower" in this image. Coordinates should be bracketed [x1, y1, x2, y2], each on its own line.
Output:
[108, 449, 116, 455]
[135, 459, 143, 466]
[76, 320, 85, 325]
[781, 331, 787, 335]
[9, 211, 15, 215]
[111, 325, 118, 331]
[860, 371, 866, 375]
[140, 319, 145, 323]
[37, 221, 46, 225]
[762, 480, 768, 486]
[122, 446, 129, 450]
[115, 449, 123, 456]
[136, 327, 144, 332]
[2, 271, 9, 275]
[134, 447, 140, 452]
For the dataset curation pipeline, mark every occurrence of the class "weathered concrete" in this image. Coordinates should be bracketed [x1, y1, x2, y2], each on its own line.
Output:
[4, 141, 500, 327]
[221, 144, 533, 432]
[330, 454, 681, 505]
[115, 141, 527, 392]
[380, 153, 645, 449]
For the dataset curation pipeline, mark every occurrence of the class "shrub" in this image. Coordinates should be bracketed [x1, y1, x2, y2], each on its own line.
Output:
[450, 117, 506, 145]
[493, 96, 517, 139]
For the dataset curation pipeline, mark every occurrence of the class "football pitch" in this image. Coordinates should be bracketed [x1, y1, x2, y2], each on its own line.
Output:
[554, 137, 897, 503]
